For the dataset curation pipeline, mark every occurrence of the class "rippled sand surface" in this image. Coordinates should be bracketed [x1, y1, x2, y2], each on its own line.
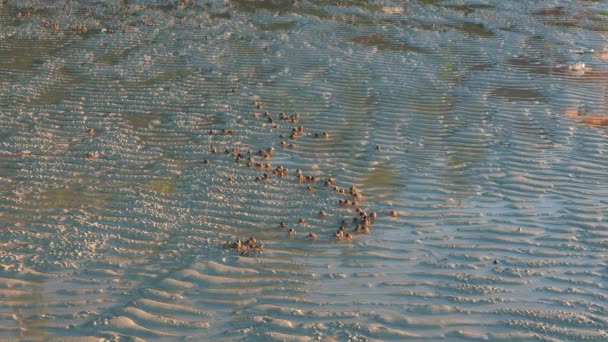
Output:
[1, 0, 608, 340]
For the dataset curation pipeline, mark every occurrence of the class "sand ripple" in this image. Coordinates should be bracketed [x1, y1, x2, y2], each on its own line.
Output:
[1, 0, 608, 340]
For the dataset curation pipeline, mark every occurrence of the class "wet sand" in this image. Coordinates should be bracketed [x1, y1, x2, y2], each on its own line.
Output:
[1, 0, 608, 340]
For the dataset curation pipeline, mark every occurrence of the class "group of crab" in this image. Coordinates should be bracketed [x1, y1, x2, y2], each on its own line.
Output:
[223, 237, 264, 257]
[219, 98, 397, 256]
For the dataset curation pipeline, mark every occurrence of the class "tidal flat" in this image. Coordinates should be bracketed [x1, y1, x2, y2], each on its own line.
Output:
[1, 0, 608, 340]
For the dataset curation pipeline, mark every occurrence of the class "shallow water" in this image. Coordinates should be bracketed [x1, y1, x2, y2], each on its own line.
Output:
[1, 0, 608, 340]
